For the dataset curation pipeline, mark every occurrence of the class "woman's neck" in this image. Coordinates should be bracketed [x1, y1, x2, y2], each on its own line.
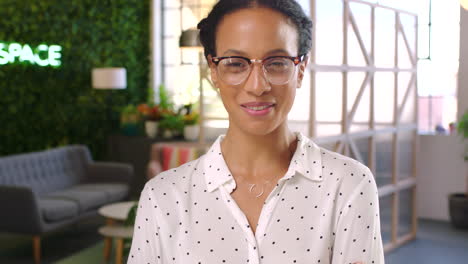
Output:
[220, 124, 297, 182]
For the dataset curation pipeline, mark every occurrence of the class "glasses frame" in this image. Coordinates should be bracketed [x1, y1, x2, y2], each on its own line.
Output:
[211, 54, 306, 85]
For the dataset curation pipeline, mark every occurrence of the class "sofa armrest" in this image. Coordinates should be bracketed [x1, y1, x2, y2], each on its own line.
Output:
[0, 185, 42, 234]
[87, 162, 134, 184]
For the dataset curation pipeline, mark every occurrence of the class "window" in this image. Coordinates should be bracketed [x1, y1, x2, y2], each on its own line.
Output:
[416, 0, 459, 133]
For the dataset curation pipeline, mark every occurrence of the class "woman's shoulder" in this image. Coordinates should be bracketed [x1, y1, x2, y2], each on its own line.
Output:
[314, 145, 378, 199]
[298, 133, 372, 178]
[144, 157, 203, 192]
[319, 147, 372, 175]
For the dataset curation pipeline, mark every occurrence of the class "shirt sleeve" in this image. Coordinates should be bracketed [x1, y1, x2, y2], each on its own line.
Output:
[331, 167, 385, 264]
[128, 183, 163, 264]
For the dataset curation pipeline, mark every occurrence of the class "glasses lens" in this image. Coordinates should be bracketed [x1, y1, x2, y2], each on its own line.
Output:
[264, 57, 295, 85]
[218, 58, 250, 85]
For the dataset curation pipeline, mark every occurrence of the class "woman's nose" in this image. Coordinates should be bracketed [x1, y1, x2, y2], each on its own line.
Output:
[243, 64, 271, 96]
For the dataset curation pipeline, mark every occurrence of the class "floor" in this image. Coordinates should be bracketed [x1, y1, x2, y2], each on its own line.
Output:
[385, 219, 468, 264]
[0, 216, 104, 264]
[0, 218, 467, 264]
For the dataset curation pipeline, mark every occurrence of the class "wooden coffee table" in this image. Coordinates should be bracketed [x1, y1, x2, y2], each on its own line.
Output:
[98, 201, 137, 264]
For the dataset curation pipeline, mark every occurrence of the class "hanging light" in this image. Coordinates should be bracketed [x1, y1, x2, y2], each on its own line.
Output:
[461, 0, 468, 11]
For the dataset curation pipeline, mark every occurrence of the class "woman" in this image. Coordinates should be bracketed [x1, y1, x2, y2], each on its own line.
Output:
[129, 1, 384, 263]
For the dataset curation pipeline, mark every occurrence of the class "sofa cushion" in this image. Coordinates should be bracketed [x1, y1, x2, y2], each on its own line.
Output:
[45, 188, 108, 213]
[73, 183, 129, 203]
[38, 198, 79, 222]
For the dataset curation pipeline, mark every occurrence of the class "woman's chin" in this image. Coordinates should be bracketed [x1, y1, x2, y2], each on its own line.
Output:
[233, 119, 285, 137]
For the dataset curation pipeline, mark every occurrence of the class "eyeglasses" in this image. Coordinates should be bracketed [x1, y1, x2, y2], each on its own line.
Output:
[211, 55, 306, 86]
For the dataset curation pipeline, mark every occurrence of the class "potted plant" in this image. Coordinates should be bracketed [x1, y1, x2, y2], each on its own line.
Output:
[120, 104, 141, 136]
[137, 103, 161, 138]
[158, 112, 185, 139]
[181, 104, 200, 141]
[449, 110, 468, 229]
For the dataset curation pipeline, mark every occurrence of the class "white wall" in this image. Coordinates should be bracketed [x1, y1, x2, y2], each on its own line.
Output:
[459, 7, 468, 119]
[417, 134, 467, 221]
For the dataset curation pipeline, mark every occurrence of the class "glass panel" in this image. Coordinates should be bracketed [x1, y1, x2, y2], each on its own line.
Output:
[397, 72, 411, 109]
[348, 2, 371, 66]
[315, 0, 343, 65]
[379, 194, 393, 245]
[289, 71, 311, 121]
[374, 8, 395, 68]
[348, 72, 370, 132]
[347, 24, 367, 66]
[316, 140, 339, 152]
[288, 121, 308, 136]
[316, 124, 342, 138]
[374, 72, 395, 125]
[397, 31, 413, 69]
[316, 72, 342, 122]
[375, 133, 393, 187]
[377, 0, 421, 13]
[398, 130, 415, 180]
[353, 137, 371, 168]
[399, 13, 417, 68]
[398, 187, 414, 238]
[398, 72, 416, 124]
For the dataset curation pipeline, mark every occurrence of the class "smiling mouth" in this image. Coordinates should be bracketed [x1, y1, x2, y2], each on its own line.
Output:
[242, 105, 274, 111]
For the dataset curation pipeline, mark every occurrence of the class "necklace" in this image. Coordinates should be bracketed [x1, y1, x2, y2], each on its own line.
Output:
[236, 174, 279, 198]
[226, 136, 298, 198]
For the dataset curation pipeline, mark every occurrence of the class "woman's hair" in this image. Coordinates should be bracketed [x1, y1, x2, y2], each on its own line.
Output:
[197, 0, 313, 58]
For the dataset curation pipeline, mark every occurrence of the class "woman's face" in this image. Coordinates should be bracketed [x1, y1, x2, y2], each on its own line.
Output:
[210, 7, 307, 136]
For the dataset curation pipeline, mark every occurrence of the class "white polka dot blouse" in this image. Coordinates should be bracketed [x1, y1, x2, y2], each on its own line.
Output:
[128, 132, 385, 264]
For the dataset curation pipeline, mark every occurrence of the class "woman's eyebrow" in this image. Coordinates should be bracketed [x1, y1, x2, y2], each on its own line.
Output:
[222, 49, 247, 56]
[264, 48, 291, 56]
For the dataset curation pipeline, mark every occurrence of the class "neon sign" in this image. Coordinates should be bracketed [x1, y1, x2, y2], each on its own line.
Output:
[0, 42, 62, 67]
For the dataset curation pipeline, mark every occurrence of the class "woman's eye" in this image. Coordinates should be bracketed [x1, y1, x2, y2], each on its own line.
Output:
[223, 60, 248, 72]
[267, 59, 287, 67]
[272, 62, 286, 67]
[226, 62, 244, 68]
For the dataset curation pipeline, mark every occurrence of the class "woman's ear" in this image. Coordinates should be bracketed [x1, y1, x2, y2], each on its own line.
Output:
[296, 55, 309, 89]
[207, 54, 219, 88]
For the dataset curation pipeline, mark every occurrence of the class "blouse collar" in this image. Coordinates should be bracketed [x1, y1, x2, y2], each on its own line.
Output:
[203, 132, 324, 193]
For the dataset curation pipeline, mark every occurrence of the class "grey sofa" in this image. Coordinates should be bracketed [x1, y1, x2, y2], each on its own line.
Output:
[0, 145, 133, 264]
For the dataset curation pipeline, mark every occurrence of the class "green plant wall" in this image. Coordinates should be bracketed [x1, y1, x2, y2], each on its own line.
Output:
[0, 0, 150, 159]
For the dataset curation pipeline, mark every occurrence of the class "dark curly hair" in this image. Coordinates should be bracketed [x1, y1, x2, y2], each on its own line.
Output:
[197, 0, 313, 59]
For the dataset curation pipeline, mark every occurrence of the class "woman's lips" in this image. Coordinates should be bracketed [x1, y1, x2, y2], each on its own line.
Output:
[241, 102, 275, 116]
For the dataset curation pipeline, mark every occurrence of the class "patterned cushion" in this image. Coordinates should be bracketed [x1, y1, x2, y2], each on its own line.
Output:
[161, 146, 204, 171]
